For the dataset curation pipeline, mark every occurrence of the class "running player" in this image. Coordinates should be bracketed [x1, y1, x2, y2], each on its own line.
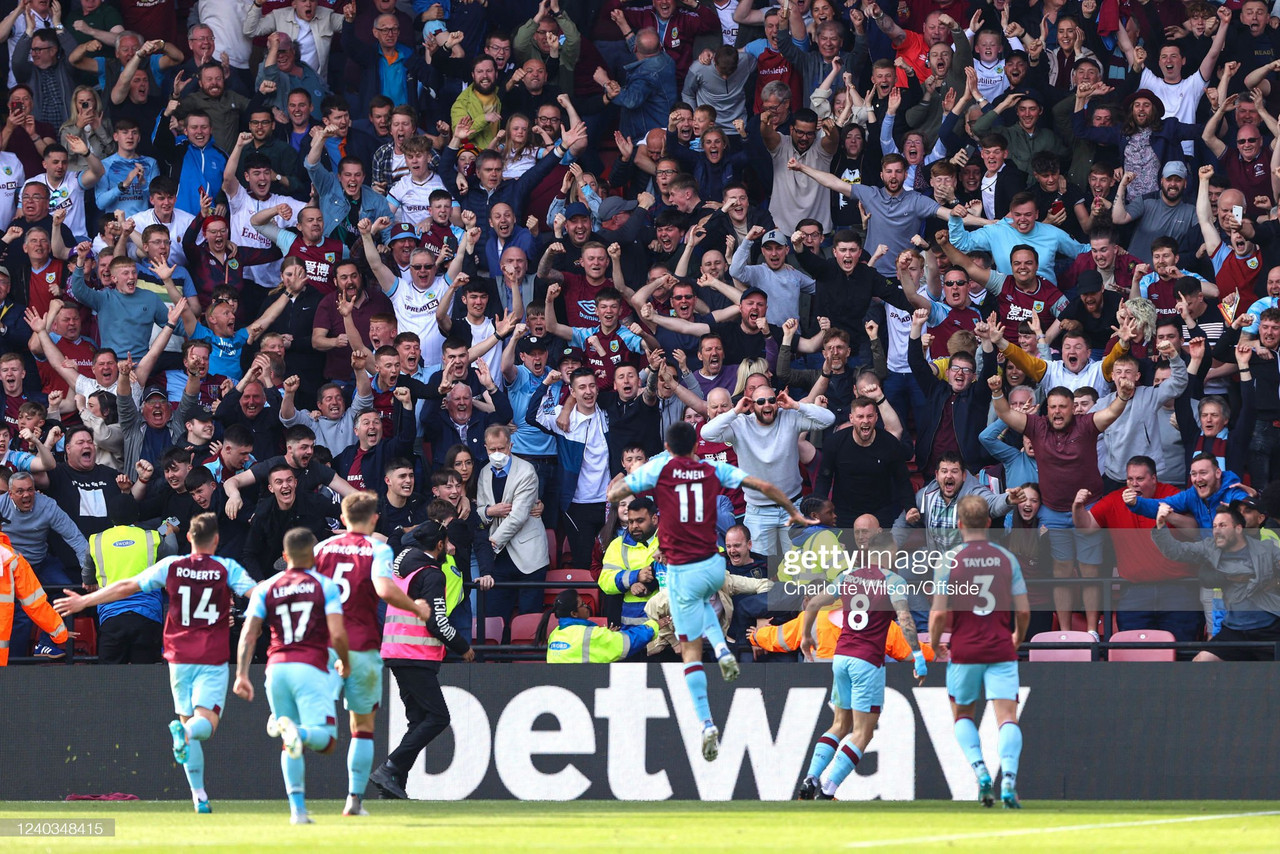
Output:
[234, 527, 348, 825]
[796, 533, 927, 799]
[608, 421, 813, 762]
[54, 514, 256, 813]
[312, 491, 433, 817]
[929, 495, 1031, 809]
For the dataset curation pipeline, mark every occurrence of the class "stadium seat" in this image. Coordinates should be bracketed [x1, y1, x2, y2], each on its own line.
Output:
[73, 616, 97, 659]
[510, 613, 549, 645]
[1108, 630, 1176, 662]
[472, 617, 504, 645]
[1028, 630, 1095, 662]
[543, 569, 599, 613]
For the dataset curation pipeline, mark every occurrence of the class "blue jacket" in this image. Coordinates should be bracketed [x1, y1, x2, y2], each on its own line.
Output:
[438, 144, 563, 243]
[95, 154, 160, 216]
[614, 53, 678, 142]
[526, 382, 586, 513]
[979, 420, 1038, 490]
[1132, 471, 1250, 528]
[153, 120, 226, 216]
[305, 159, 392, 241]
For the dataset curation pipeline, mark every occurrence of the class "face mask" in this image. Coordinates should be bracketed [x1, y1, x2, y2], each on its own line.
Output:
[488, 451, 509, 469]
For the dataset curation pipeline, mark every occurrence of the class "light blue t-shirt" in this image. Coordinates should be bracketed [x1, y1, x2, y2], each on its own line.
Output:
[191, 324, 251, 381]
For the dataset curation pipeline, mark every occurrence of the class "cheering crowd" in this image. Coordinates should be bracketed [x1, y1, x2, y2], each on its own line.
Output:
[1, 0, 1279, 664]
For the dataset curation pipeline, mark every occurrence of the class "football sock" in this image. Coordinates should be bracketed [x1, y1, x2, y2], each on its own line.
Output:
[821, 736, 862, 795]
[998, 722, 1022, 788]
[296, 725, 333, 752]
[806, 734, 839, 780]
[183, 739, 205, 794]
[184, 717, 213, 742]
[684, 663, 713, 728]
[349, 733, 375, 797]
[954, 717, 986, 776]
[704, 618, 731, 663]
[282, 752, 306, 815]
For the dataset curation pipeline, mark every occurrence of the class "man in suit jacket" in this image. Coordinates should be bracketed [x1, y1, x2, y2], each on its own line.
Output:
[477, 425, 550, 621]
[243, 0, 347, 80]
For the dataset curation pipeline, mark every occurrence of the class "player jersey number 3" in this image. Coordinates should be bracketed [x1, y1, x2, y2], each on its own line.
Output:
[274, 601, 314, 644]
[674, 482, 705, 523]
[178, 585, 219, 626]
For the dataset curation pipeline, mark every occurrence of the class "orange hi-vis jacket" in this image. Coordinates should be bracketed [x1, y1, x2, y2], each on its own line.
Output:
[751, 609, 935, 663]
[0, 532, 69, 666]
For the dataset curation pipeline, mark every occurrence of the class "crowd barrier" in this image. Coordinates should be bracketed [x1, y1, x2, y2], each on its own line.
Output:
[1, 663, 1276, 801]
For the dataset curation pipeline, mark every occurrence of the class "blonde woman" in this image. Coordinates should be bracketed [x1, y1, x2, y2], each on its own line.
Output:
[59, 86, 114, 171]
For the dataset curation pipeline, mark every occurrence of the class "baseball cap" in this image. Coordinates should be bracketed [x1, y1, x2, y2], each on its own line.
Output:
[559, 346, 586, 364]
[1236, 496, 1264, 512]
[760, 228, 787, 246]
[1161, 161, 1188, 179]
[517, 335, 550, 355]
[387, 222, 419, 243]
[597, 196, 638, 221]
[1076, 270, 1103, 294]
[564, 202, 591, 220]
[274, 32, 295, 51]
[185, 408, 213, 423]
[741, 287, 767, 302]
[143, 386, 167, 402]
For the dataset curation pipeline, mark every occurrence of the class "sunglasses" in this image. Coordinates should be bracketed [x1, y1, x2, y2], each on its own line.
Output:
[410, 263, 433, 271]
[754, 396, 777, 405]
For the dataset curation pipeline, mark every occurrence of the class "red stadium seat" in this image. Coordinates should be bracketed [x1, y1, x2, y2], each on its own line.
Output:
[510, 613, 550, 645]
[73, 616, 96, 658]
[472, 617, 504, 645]
[544, 569, 599, 614]
[1028, 630, 1095, 662]
[1108, 630, 1176, 662]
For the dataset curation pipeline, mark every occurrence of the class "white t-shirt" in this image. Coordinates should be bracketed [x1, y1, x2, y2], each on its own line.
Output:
[0, 153, 24, 232]
[387, 274, 447, 362]
[388, 173, 445, 227]
[197, 0, 254, 68]
[130, 208, 196, 267]
[885, 302, 915, 374]
[715, 0, 739, 44]
[228, 184, 303, 286]
[465, 314, 501, 378]
[31, 171, 89, 242]
[293, 16, 319, 71]
[973, 58, 1009, 104]
[1140, 68, 1204, 156]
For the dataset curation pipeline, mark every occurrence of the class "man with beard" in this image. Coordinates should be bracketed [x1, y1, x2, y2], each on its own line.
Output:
[893, 453, 1021, 553]
[634, 277, 739, 373]
[816, 397, 913, 528]
[702, 382, 835, 555]
[180, 63, 250, 157]
[1152, 503, 1280, 661]
[762, 107, 838, 232]
[789, 155, 952, 280]
[280, 369, 372, 459]
[452, 56, 505, 150]
[646, 286, 773, 367]
[992, 376, 1134, 640]
[1060, 229, 1140, 301]
[909, 308, 998, 475]
[1110, 162, 1199, 264]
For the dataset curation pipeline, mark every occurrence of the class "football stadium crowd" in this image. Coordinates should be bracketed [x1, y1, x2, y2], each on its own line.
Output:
[1, 0, 1280, 666]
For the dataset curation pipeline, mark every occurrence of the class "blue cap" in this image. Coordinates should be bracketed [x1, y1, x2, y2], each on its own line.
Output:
[564, 202, 591, 220]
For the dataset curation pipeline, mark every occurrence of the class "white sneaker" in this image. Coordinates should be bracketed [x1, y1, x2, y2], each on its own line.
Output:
[266, 714, 280, 737]
[277, 716, 303, 760]
[1089, 630, 1101, 643]
[290, 812, 314, 825]
[718, 653, 740, 683]
[701, 724, 720, 762]
[343, 795, 369, 817]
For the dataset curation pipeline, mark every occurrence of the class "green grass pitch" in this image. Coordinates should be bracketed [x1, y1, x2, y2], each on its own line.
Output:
[1, 800, 1278, 852]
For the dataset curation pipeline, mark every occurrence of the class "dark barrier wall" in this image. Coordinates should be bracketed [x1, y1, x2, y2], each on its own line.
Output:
[2, 664, 1277, 801]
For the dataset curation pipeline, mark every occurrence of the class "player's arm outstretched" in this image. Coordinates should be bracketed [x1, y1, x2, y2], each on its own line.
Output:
[740, 475, 817, 527]
[895, 598, 928, 685]
[54, 574, 145, 616]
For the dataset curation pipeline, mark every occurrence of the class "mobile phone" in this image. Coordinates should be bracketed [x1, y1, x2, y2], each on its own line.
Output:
[1049, 200, 1065, 216]
[1232, 204, 1244, 222]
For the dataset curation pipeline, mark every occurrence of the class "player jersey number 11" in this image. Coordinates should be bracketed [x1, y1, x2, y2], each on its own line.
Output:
[674, 482, 705, 523]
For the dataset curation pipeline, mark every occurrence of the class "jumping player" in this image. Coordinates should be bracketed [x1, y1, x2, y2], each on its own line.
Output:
[608, 421, 813, 762]
[55, 514, 257, 813]
[234, 527, 348, 825]
[796, 533, 927, 799]
[929, 495, 1031, 809]
[312, 491, 434, 817]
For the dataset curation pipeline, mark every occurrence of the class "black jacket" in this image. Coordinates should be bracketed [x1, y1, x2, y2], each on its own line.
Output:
[909, 338, 997, 474]
[796, 250, 912, 354]
[422, 389, 514, 468]
[242, 492, 338, 580]
[386, 547, 472, 665]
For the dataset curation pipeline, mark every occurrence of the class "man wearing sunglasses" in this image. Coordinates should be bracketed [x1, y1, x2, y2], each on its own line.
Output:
[702, 383, 835, 556]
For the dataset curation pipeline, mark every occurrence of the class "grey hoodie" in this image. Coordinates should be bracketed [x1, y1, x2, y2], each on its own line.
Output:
[702, 403, 835, 507]
[1090, 356, 1187, 481]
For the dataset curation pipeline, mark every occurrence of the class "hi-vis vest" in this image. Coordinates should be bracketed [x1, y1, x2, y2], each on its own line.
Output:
[599, 533, 662, 625]
[546, 618, 659, 663]
[442, 554, 463, 616]
[380, 569, 445, 662]
[90, 526, 159, 587]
